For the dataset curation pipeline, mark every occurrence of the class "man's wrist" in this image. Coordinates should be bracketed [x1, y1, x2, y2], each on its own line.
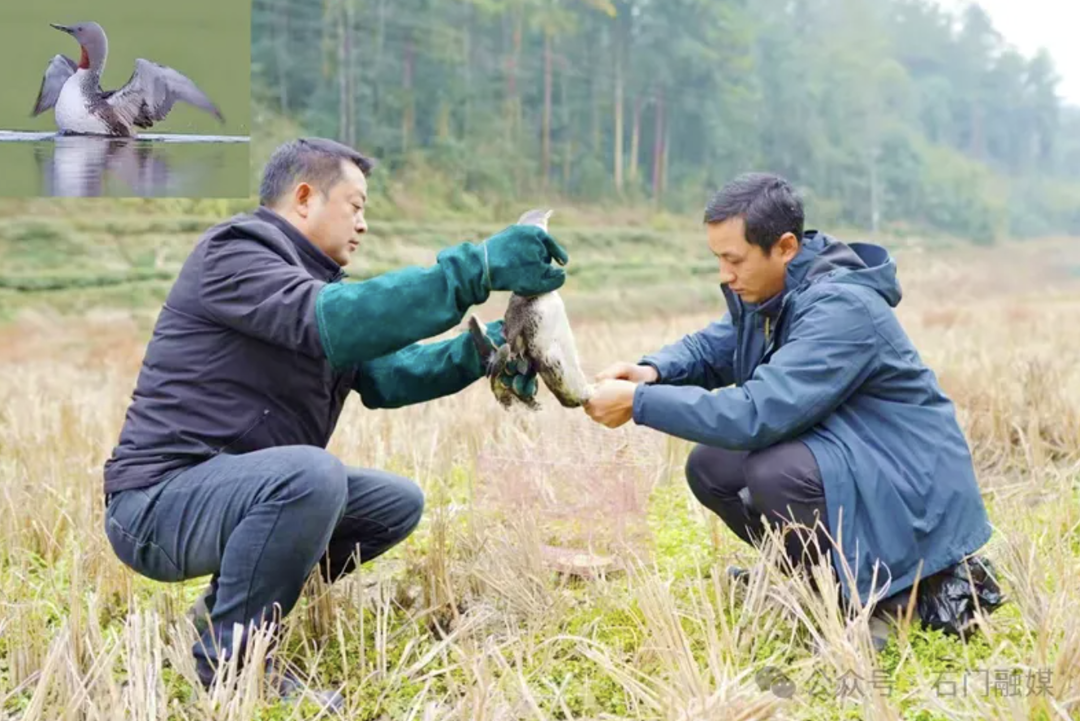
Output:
[631, 383, 650, 424]
[639, 362, 661, 384]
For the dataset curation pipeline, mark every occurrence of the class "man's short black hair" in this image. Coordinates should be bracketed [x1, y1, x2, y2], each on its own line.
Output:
[704, 172, 805, 254]
[259, 137, 376, 207]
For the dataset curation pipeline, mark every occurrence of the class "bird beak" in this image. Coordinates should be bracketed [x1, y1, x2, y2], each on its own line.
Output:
[50, 23, 75, 35]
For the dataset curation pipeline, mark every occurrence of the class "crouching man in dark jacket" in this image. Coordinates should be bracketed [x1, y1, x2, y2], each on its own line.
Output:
[585, 173, 992, 650]
[102, 137, 568, 703]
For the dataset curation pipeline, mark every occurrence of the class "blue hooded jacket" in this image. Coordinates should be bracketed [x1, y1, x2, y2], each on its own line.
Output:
[633, 230, 991, 605]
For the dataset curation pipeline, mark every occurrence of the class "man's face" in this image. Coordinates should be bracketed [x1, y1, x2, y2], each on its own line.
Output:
[706, 217, 798, 305]
[295, 161, 369, 267]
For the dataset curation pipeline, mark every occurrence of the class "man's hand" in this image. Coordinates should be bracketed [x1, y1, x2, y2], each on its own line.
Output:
[584, 379, 637, 428]
[482, 225, 570, 296]
[595, 362, 659, 384]
[498, 361, 539, 402]
[469, 317, 539, 402]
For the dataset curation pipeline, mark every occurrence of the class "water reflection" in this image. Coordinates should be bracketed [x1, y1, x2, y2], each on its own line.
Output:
[0, 133, 250, 198]
[39, 136, 174, 197]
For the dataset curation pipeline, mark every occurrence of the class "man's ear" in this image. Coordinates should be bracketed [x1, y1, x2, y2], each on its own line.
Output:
[294, 182, 315, 219]
[778, 232, 800, 262]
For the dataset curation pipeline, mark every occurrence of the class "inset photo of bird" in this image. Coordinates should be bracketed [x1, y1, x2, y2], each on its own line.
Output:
[33, 22, 226, 137]
[0, 1, 251, 198]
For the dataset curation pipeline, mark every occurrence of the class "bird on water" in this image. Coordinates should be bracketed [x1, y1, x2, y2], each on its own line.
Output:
[31, 21, 224, 137]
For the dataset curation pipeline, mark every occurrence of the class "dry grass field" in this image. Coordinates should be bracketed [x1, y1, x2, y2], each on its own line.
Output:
[2, 233, 1080, 719]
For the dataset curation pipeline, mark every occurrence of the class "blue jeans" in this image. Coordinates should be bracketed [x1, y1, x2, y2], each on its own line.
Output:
[103, 445, 424, 685]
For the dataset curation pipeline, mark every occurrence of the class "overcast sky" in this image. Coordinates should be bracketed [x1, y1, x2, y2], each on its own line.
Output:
[941, 0, 1080, 106]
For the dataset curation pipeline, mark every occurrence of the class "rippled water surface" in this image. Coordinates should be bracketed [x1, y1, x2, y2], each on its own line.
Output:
[0, 133, 250, 197]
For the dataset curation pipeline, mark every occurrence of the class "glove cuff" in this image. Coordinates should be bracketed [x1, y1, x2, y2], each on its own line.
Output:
[434, 242, 492, 307]
[482, 242, 492, 294]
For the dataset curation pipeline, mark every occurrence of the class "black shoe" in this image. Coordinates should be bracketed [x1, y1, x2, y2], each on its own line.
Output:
[186, 582, 214, 635]
[195, 657, 344, 713]
[867, 600, 906, 653]
[805, 614, 893, 656]
[267, 662, 345, 713]
[727, 565, 751, 585]
[868, 614, 894, 653]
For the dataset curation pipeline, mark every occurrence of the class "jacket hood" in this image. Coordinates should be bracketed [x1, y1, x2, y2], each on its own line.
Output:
[724, 230, 902, 316]
[795, 230, 902, 308]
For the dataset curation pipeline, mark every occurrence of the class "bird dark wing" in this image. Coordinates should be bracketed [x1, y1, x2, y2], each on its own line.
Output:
[106, 58, 224, 129]
[32, 55, 78, 116]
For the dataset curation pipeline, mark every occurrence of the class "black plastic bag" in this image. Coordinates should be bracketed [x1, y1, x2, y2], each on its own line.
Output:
[916, 555, 1005, 639]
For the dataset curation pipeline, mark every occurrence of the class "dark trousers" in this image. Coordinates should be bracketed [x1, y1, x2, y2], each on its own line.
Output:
[104, 445, 424, 685]
[685, 440, 915, 614]
[686, 440, 832, 570]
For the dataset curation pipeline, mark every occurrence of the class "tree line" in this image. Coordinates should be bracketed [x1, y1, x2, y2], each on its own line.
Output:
[251, 0, 1080, 241]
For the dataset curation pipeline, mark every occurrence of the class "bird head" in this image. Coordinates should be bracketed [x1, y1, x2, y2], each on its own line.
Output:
[50, 22, 108, 71]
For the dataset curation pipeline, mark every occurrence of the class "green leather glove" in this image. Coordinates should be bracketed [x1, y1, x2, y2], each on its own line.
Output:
[485, 319, 507, 348]
[472, 319, 539, 402]
[499, 358, 539, 401]
[482, 225, 569, 296]
[354, 320, 507, 409]
[317, 226, 569, 371]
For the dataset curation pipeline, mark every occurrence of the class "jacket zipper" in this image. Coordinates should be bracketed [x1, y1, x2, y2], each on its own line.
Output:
[725, 284, 745, 384]
[762, 293, 795, 360]
[734, 315, 744, 384]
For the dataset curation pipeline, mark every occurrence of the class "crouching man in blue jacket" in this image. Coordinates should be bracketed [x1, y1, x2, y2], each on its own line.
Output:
[585, 172, 991, 646]
[102, 138, 567, 705]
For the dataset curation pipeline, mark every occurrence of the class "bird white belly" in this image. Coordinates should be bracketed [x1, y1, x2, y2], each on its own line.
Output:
[530, 293, 572, 351]
[54, 72, 109, 134]
[531, 292, 593, 400]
